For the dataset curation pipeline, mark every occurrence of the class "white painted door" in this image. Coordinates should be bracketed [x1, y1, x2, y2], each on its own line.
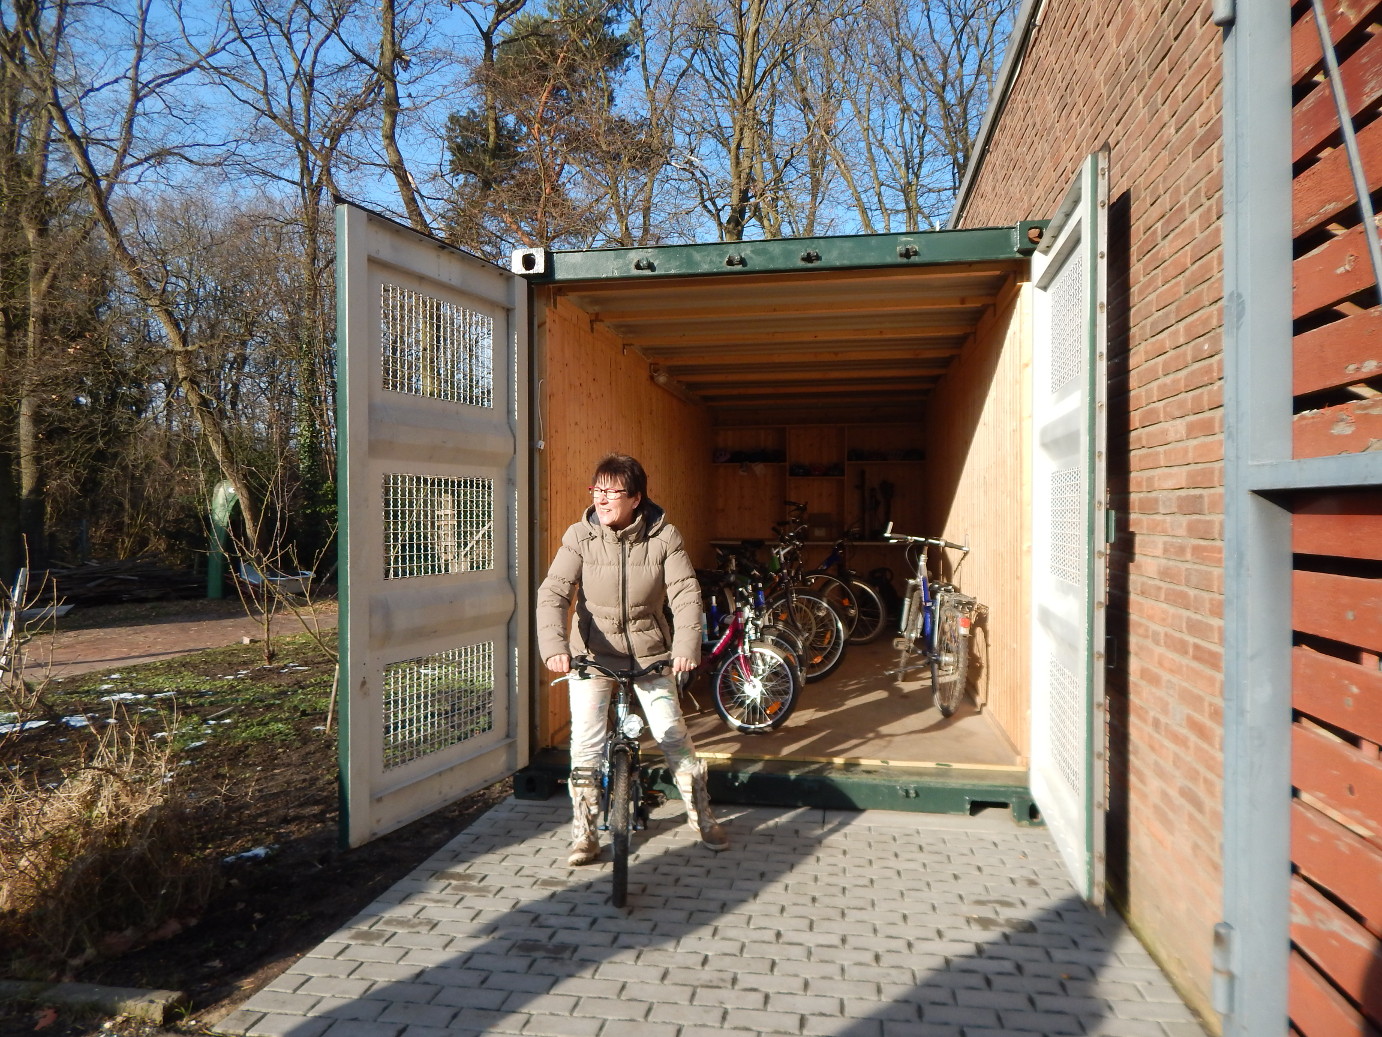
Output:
[1029, 150, 1109, 904]
[335, 203, 530, 847]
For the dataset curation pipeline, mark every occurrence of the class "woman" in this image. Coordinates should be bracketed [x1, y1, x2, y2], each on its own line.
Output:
[536, 453, 729, 865]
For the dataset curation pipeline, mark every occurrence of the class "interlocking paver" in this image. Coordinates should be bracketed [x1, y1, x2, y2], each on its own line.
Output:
[211, 798, 1205, 1037]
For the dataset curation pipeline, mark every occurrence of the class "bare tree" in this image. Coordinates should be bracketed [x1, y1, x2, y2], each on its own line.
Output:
[0, 0, 275, 548]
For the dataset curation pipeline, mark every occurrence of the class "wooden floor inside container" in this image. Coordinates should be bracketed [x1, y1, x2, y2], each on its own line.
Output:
[681, 636, 1025, 771]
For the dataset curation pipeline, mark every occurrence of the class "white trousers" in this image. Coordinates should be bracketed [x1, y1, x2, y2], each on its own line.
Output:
[567, 672, 697, 778]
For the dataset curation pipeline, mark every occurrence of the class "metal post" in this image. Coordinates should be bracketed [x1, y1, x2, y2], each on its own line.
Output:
[1219, 5, 1294, 1035]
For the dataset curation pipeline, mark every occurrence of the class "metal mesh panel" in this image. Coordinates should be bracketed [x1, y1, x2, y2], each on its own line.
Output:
[383, 641, 495, 770]
[1049, 244, 1085, 394]
[384, 473, 495, 579]
[1049, 466, 1083, 586]
[1048, 653, 1084, 796]
[380, 282, 494, 408]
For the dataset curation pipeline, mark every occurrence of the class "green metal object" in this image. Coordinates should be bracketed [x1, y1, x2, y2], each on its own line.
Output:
[518, 225, 1044, 284]
[513, 749, 1041, 826]
[207, 480, 238, 599]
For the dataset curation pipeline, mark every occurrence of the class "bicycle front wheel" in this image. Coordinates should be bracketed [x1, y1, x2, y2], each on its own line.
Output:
[791, 592, 847, 682]
[931, 595, 971, 717]
[894, 585, 925, 689]
[803, 574, 859, 636]
[845, 578, 888, 644]
[713, 641, 800, 733]
[608, 746, 634, 907]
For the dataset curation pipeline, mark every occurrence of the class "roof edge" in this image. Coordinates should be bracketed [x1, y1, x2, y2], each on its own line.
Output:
[512, 225, 1037, 283]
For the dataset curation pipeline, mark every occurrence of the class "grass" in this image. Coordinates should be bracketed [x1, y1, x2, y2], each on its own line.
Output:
[1, 632, 339, 978]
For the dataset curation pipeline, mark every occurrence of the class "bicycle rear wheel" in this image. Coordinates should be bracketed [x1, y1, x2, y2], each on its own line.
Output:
[931, 595, 971, 718]
[845, 578, 888, 644]
[608, 746, 633, 907]
[713, 641, 799, 733]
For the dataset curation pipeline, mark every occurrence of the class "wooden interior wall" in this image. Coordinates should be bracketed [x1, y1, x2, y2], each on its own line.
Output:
[922, 275, 1031, 758]
[1288, 2, 1382, 1034]
[533, 289, 714, 750]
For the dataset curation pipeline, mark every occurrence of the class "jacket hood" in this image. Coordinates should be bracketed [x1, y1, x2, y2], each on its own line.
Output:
[583, 497, 668, 539]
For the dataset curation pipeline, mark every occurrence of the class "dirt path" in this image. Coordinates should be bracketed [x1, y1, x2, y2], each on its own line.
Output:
[14, 597, 338, 678]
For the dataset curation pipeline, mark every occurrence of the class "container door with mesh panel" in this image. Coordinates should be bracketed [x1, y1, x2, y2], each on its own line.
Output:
[335, 202, 529, 847]
[1029, 150, 1109, 905]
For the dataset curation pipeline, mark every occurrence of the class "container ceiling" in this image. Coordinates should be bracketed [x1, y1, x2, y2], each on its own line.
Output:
[547, 260, 1023, 425]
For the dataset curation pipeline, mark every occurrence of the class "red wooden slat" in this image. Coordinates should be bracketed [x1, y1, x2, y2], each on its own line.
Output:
[1291, 876, 1382, 1024]
[1293, 492, 1382, 559]
[1294, 221, 1382, 319]
[1294, 647, 1382, 746]
[1293, 721, 1382, 835]
[1290, 949, 1381, 1037]
[1294, 27, 1382, 163]
[1294, 116, 1382, 238]
[1293, 569, 1382, 649]
[1292, 799, 1382, 935]
[1294, 399, 1382, 459]
[1291, 1, 1382, 85]
[1294, 310, 1382, 397]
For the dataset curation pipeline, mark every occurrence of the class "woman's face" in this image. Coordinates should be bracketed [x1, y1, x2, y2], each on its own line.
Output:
[591, 479, 641, 530]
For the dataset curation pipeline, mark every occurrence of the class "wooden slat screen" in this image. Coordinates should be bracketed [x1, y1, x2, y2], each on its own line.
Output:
[1289, 2, 1382, 1032]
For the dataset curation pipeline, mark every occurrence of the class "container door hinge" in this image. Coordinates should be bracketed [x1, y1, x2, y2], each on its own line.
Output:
[1212, 921, 1236, 1015]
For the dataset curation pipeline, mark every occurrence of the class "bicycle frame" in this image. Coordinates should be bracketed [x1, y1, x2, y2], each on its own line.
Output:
[556, 656, 668, 906]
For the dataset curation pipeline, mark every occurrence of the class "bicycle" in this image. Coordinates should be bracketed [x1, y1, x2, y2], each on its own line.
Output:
[803, 526, 889, 645]
[552, 655, 670, 907]
[884, 522, 980, 717]
[683, 568, 802, 733]
[708, 533, 845, 683]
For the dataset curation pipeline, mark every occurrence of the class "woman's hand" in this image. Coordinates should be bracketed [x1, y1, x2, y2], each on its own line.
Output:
[545, 654, 571, 674]
[671, 656, 698, 674]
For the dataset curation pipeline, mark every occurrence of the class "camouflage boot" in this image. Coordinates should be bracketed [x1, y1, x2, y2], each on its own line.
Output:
[567, 773, 601, 866]
[674, 760, 729, 852]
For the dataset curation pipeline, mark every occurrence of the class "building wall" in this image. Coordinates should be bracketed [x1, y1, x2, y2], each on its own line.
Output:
[955, 2, 1224, 1021]
[924, 275, 1032, 755]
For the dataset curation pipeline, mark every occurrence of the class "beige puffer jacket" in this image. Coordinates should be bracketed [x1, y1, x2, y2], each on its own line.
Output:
[536, 499, 703, 669]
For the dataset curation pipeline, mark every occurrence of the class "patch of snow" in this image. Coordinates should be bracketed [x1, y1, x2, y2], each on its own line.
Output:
[222, 845, 276, 864]
[0, 719, 48, 735]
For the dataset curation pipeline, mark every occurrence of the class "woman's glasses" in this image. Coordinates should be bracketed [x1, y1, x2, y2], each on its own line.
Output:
[589, 486, 630, 500]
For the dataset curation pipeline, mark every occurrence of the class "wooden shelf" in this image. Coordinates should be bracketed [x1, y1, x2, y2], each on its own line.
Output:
[712, 422, 926, 542]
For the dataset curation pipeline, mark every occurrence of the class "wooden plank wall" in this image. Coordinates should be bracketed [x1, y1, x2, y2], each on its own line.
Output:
[533, 289, 714, 748]
[922, 275, 1031, 757]
[1289, 2, 1382, 1033]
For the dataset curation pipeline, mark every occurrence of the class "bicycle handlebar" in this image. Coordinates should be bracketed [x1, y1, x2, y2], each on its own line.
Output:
[560, 655, 670, 684]
[882, 521, 968, 554]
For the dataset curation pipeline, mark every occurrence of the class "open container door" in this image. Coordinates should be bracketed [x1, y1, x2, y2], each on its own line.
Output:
[335, 202, 530, 847]
[1029, 150, 1110, 904]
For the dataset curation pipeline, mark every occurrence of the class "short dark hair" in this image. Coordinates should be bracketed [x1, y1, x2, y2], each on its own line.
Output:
[592, 453, 647, 499]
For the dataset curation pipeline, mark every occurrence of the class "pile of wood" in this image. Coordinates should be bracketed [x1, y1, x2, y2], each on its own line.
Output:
[26, 559, 205, 605]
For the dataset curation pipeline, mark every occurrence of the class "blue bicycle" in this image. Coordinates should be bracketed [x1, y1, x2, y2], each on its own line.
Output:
[884, 523, 979, 717]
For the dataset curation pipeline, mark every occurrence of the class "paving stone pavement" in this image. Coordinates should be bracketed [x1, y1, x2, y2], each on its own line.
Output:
[212, 796, 1209, 1037]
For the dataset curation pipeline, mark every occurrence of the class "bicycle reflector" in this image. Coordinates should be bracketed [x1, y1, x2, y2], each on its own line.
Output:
[959, 615, 972, 636]
[620, 713, 646, 739]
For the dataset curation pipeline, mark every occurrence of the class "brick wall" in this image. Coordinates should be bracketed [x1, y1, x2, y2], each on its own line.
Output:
[955, 2, 1224, 1022]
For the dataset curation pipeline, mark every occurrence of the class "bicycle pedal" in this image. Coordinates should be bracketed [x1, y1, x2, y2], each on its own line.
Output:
[892, 637, 910, 651]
